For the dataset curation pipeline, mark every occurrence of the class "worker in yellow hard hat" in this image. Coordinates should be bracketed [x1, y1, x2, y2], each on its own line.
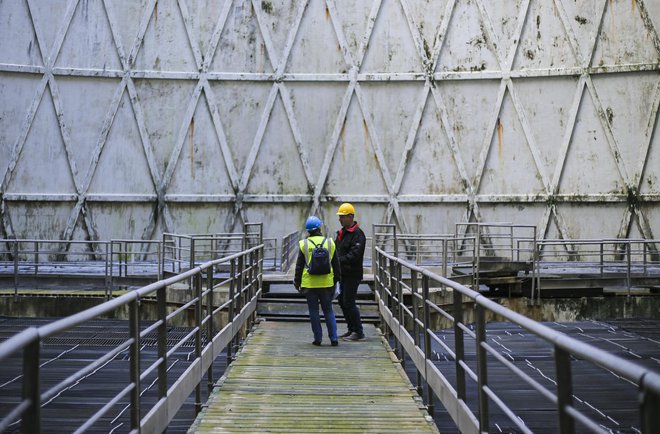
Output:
[334, 203, 366, 341]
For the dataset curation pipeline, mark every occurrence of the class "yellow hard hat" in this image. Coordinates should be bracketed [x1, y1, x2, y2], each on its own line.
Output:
[336, 202, 355, 216]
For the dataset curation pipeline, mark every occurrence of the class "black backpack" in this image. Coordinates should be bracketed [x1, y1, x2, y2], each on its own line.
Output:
[304, 238, 331, 275]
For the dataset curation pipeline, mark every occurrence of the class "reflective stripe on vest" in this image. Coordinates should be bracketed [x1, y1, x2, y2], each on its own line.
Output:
[299, 236, 335, 288]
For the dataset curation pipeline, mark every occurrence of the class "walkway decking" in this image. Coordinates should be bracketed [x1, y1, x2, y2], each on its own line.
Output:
[189, 321, 438, 433]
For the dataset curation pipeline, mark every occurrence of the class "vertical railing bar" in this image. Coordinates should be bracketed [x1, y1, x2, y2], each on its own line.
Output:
[555, 345, 575, 434]
[22, 338, 41, 433]
[157, 285, 167, 400]
[476, 303, 489, 431]
[13, 240, 19, 299]
[411, 270, 422, 395]
[129, 298, 140, 431]
[641, 385, 660, 433]
[105, 243, 110, 299]
[454, 285, 466, 401]
[206, 267, 215, 393]
[397, 260, 404, 367]
[422, 274, 434, 414]
[227, 258, 236, 364]
[510, 225, 514, 261]
[34, 241, 39, 276]
[194, 272, 203, 414]
[626, 242, 631, 297]
[442, 239, 448, 280]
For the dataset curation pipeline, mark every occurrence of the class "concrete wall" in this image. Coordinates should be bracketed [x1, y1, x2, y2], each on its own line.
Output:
[1, 0, 658, 243]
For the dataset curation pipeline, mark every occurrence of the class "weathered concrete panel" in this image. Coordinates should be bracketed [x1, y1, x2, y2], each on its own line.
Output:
[0, 0, 657, 243]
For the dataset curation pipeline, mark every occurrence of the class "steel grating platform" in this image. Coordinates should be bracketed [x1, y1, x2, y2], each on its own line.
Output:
[0, 317, 228, 434]
[397, 319, 660, 434]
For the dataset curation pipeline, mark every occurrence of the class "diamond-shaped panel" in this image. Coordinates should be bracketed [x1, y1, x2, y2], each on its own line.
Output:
[87, 91, 155, 195]
[286, 0, 347, 73]
[245, 95, 309, 195]
[591, 0, 659, 67]
[133, 0, 197, 72]
[5, 88, 77, 195]
[478, 90, 546, 196]
[514, 0, 578, 70]
[56, 0, 122, 70]
[56, 76, 122, 186]
[557, 87, 626, 196]
[436, 0, 499, 72]
[399, 91, 465, 195]
[360, 0, 424, 73]
[168, 92, 235, 195]
[324, 95, 388, 196]
[0, 0, 43, 66]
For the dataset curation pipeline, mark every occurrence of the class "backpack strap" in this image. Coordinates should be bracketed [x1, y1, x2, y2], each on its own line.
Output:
[304, 238, 318, 270]
[303, 239, 308, 267]
[303, 238, 326, 271]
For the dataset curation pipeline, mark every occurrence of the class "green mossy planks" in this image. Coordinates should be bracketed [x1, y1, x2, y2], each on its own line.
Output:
[189, 321, 439, 433]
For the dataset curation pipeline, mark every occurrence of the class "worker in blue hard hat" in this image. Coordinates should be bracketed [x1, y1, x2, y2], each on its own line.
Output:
[294, 216, 341, 346]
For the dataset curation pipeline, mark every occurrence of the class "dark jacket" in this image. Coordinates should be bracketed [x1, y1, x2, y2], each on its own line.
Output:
[335, 223, 366, 280]
[293, 236, 341, 289]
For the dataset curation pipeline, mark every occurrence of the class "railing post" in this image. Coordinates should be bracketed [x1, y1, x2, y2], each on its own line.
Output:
[109, 242, 115, 299]
[453, 288, 466, 401]
[157, 286, 167, 400]
[626, 242, 631, 297]
[194, 272, 203, 413]
[158, 239, 163, 280]
[600, 242, 604, 276]
[129, 298, 141, 431]
[22, 339, 41, 433]
[510, 225, 514, 261]
[555, 346, 575, 434]
[643, 242, 648, 276]
[442, 239, 448, 280]
[476, 303, 489, 431]
[206, 267, 215, 393]
[105, 242, 110, 299]
[396, 260, 404, 367]
[641, 387, 660, 433]
[227, 258, 236, 365]
[34, 241, 39, 275]
[422, 274, 434, 414]
[13, 240, 19, 298]
[411, 270, 422, 395]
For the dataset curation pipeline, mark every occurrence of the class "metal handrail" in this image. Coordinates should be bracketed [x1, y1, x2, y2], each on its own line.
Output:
[280, 230, 301, 272]
[0, 244, 264, 433]
[373, 246, 660, 434]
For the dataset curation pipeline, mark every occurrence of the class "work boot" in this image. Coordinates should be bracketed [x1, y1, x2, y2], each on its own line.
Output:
[342, 332, 365, 341]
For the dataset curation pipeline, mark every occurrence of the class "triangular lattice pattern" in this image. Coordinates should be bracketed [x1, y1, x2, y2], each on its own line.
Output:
[0, 0, 658, 242]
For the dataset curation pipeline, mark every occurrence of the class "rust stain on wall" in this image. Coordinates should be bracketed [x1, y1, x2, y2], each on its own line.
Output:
[496, 118, 504, 159]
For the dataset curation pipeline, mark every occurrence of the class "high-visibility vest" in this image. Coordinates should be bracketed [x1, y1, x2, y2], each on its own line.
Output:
[299, 235, 335, 288]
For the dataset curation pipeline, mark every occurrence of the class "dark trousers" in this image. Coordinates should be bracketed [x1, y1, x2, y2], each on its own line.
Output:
[304, 287, 337, 343]
[338, 276, 363, 335]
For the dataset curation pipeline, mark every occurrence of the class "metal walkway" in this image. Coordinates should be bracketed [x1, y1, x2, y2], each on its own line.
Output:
[188, 321, 439, 433]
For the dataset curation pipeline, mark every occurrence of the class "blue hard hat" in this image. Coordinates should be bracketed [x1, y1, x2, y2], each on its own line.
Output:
[305, 216, 322, 231]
